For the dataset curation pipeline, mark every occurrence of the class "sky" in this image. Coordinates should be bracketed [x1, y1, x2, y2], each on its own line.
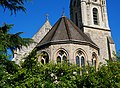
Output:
[0, 0, 120, 52]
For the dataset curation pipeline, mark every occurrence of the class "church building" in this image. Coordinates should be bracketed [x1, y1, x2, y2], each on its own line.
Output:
[13, 0, 116, 68]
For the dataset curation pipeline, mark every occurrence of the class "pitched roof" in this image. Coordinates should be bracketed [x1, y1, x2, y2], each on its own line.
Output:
[32, 19, 52, 43]
[37, 16, 98, 49]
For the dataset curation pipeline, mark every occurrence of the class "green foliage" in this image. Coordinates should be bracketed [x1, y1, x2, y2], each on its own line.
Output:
[1, 52, 120, 88]
[79, 61, 120, 88]
[0, 48, 120, 88]
[0, 23, 34, 88]
[0, 0, 31, 14]
[0, 23, 34, 57]
[0, 1, 34, 87]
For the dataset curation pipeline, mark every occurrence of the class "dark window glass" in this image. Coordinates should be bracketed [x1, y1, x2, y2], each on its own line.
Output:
[57, 56, 61, 63]
[41, 59, 44, 64]
[81, 56, 85, 67]
[45, 57, 49, 63]
[93, 8, 98, 25]
[76, 56, 80, 66]
[63, 56, 67, 62]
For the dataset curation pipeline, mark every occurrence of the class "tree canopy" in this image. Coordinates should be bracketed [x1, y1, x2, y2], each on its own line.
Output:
[0, 0, 31, 14]
[0, 55, 120, 88]
[0, 23, 33, 57]
[0, 0, 33, 59]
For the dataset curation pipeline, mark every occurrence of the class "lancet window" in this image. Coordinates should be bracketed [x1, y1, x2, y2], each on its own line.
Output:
[93, 8, 99, 25]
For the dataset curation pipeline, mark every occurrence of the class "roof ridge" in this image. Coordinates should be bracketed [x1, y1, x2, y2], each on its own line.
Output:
[49, 18, 62, 41]
[64, 17, 72, 40]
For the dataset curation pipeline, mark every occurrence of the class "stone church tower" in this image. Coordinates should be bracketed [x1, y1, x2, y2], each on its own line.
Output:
[70, 0, 116, 63]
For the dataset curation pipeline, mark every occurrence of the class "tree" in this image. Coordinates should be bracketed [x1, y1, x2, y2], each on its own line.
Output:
[78, 60, 120, 88]
[0, 23, 33, 57]
[0, 54, 120, 88]
[0, 20, 33, 88]
[0, 0, 33, 58]
[0, 0, 31, 14]
[0, 1, 33, 87]
[15, 51, 120, 88]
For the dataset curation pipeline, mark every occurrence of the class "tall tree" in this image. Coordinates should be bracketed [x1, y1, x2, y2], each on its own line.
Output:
[0, 0, 33, 58]
[0, 23, 33, 57]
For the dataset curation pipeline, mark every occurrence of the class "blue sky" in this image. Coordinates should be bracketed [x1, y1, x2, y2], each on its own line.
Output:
[0, 0, 120, 52]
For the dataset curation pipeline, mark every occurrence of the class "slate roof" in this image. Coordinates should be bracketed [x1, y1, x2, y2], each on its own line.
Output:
[37, 16, 98, 49]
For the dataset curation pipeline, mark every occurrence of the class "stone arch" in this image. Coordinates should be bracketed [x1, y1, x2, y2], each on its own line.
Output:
[74, 48, 88, 67]
[38, 51, 49, 64]
[55, 48, 69, 63]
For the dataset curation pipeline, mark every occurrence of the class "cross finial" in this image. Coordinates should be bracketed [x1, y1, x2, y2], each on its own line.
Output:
[45, 14, 49, 20]
[62, 8, 65, 17]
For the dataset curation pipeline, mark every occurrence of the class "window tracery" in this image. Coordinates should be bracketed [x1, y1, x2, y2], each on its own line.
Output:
[75, 50, 85, 67]
[56, 50, 67, 63]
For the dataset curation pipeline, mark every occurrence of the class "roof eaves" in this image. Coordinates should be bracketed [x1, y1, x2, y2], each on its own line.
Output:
[37, 39, 99, 50]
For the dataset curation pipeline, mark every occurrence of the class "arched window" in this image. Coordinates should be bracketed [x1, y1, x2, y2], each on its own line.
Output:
[92, 53, 97, 69]
[40, 51, 49, 64]
[56, 50, 67, 63]
[93, 8, 99, 25]
[75, 50, 85, 67]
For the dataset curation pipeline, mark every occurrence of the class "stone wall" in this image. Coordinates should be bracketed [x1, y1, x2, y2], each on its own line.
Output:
[84, 27, 116, 64]
[37, 43, 99, 66]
